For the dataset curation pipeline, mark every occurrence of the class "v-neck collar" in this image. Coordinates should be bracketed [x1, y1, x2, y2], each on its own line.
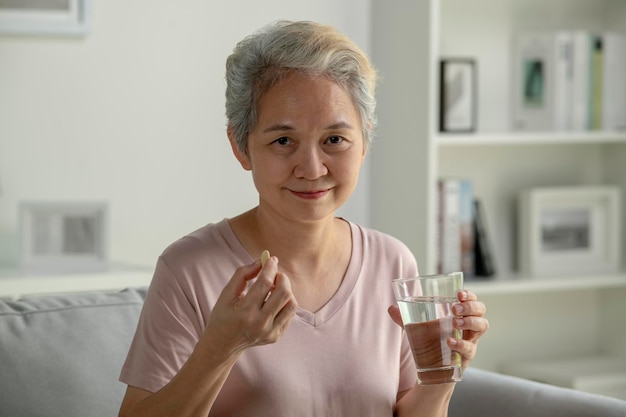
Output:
[218, 218, 362, 328]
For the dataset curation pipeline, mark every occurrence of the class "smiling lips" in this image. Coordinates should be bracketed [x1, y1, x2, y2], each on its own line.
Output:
[288, 188, 332, 199]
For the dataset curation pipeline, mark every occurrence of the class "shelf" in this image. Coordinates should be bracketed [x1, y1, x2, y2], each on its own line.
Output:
[436, 131, 626, 147]
[0, 264, 153, 299]
[467, 273, 626, 295]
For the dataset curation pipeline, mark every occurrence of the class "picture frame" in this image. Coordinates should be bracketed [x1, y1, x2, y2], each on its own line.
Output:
[19, 201, 109, 273]
[439, 58, 477, 132]
[0, 0, 92, 37]
[518, 186, 622, 278]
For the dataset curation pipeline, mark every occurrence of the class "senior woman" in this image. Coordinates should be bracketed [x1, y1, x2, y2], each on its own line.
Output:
[118, 20, 488, 417]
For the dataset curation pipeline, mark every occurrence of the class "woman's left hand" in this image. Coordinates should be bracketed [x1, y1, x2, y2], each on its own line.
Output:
[448, 289, 488, 369]
[388, 289, 489, 369]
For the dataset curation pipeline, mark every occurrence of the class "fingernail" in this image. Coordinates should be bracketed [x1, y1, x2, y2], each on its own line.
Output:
[461, 290, 469, 300]
[449, 338, 458, 346]
[454, 304, 464, 315]
[455, 318, 464, 327]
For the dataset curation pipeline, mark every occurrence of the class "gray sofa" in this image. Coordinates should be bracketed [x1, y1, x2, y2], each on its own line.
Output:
[1, 287, 625, 417]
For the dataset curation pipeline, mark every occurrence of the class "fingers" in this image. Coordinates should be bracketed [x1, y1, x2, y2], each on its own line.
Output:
[245, 256, 281, 308]
[262, 271, 294, 311]
[448, 289, 490, 367]
[448, 337, 477, 366]
[266, 272, 298, 329]
[234, 256, 297, 343]
[387, 305, 404, 327]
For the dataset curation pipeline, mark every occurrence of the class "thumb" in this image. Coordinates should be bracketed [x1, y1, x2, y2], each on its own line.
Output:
[387, 305, 404, 328]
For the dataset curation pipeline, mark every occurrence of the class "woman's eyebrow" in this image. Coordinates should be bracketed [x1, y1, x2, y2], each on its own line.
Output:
[262, 121, 353, 134]
[262, 124, 294, 133]
[326, 121, 353, 130]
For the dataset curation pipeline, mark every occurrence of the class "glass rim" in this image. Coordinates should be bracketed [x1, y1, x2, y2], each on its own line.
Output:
[391, 271, 463, 284]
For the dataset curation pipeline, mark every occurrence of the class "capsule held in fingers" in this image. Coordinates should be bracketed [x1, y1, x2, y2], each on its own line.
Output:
[261, 250, 270, 267]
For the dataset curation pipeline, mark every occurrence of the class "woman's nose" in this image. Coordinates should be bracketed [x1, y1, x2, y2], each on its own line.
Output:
[293, 146, 328, 180]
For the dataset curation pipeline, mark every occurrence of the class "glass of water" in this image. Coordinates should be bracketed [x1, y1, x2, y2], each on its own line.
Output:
[392, 272, 464, 385]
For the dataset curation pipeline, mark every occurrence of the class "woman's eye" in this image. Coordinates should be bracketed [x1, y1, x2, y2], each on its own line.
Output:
[274, 136, 291, 146]
[327, 136, 343, 144]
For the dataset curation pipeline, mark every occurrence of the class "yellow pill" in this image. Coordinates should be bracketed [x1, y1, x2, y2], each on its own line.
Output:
[261, 250, 270, 267]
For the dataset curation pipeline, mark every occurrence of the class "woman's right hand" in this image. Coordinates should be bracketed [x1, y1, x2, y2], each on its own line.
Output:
[203, 256, 298, 356]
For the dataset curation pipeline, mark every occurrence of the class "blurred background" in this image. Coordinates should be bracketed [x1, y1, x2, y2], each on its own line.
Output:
[0, 0, 372, 269]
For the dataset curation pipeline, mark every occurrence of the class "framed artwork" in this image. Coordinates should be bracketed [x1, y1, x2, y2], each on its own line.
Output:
[19, 201, 109, 273]
[439, 58, 477, 132]
[0, 0, 92, 36]
[518, 186, 622, 278]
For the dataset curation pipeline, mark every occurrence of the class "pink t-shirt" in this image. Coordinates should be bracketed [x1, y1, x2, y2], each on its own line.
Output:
[120, 219, 418, 416]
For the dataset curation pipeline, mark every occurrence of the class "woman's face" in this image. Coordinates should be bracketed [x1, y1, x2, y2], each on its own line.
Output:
[230, 72, 366, 224]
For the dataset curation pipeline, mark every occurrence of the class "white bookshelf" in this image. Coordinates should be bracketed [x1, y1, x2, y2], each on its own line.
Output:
[370, 0, 626, 399]
[468, 273, 626, 296]
[437, 131, 626, 146]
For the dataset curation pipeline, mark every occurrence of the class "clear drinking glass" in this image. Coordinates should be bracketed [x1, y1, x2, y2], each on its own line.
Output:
[392, 272, 464, 384]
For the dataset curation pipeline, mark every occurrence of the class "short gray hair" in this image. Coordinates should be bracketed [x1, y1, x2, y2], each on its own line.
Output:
[225, 20, 378, 152]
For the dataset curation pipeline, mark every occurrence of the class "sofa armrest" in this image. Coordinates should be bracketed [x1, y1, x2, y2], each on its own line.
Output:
[0, 287, 147, 417]
[451, 367, 626, 417]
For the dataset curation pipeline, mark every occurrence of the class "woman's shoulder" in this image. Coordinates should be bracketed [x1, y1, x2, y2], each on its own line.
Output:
[346, 220, 419, 279]
[158, 219, 242, 268]
[348, 221, 416, 262]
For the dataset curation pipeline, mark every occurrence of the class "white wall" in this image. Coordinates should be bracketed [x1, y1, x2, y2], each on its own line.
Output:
[0, 0, 372, 268]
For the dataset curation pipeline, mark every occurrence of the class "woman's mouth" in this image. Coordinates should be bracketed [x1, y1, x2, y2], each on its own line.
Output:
[289, 188, 331, 199]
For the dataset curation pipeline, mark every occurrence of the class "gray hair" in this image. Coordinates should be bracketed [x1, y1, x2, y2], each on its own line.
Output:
[225, 20, 378, 152]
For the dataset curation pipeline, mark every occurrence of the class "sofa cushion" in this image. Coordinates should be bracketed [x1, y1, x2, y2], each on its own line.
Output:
[0, 287, 146, 417]
[451, 367, 626, 417]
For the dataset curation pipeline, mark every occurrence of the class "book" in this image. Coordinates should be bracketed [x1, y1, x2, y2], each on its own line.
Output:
[590, 34, 604, 130]
[459, 180, 475, 279]
[512, 32, 573, 131]
[437, 179, 461, 275]
[473, 199, 495, 277]
[570, 31, 592, 131]
[437, 178, 475, 278]
[601, 32, 626, 131]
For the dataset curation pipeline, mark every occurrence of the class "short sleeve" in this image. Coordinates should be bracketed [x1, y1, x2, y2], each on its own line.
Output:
[119, 257, 204, 393]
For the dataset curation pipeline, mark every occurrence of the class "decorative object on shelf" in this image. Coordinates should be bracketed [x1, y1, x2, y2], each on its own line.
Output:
[439, 58, 476, 132]
[518, 186, 621, 278]
[0, 0, 91, 37]
[19, 201, 109, 274]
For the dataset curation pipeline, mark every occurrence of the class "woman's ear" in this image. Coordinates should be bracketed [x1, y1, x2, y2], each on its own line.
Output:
[227, 127, 252, 171]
